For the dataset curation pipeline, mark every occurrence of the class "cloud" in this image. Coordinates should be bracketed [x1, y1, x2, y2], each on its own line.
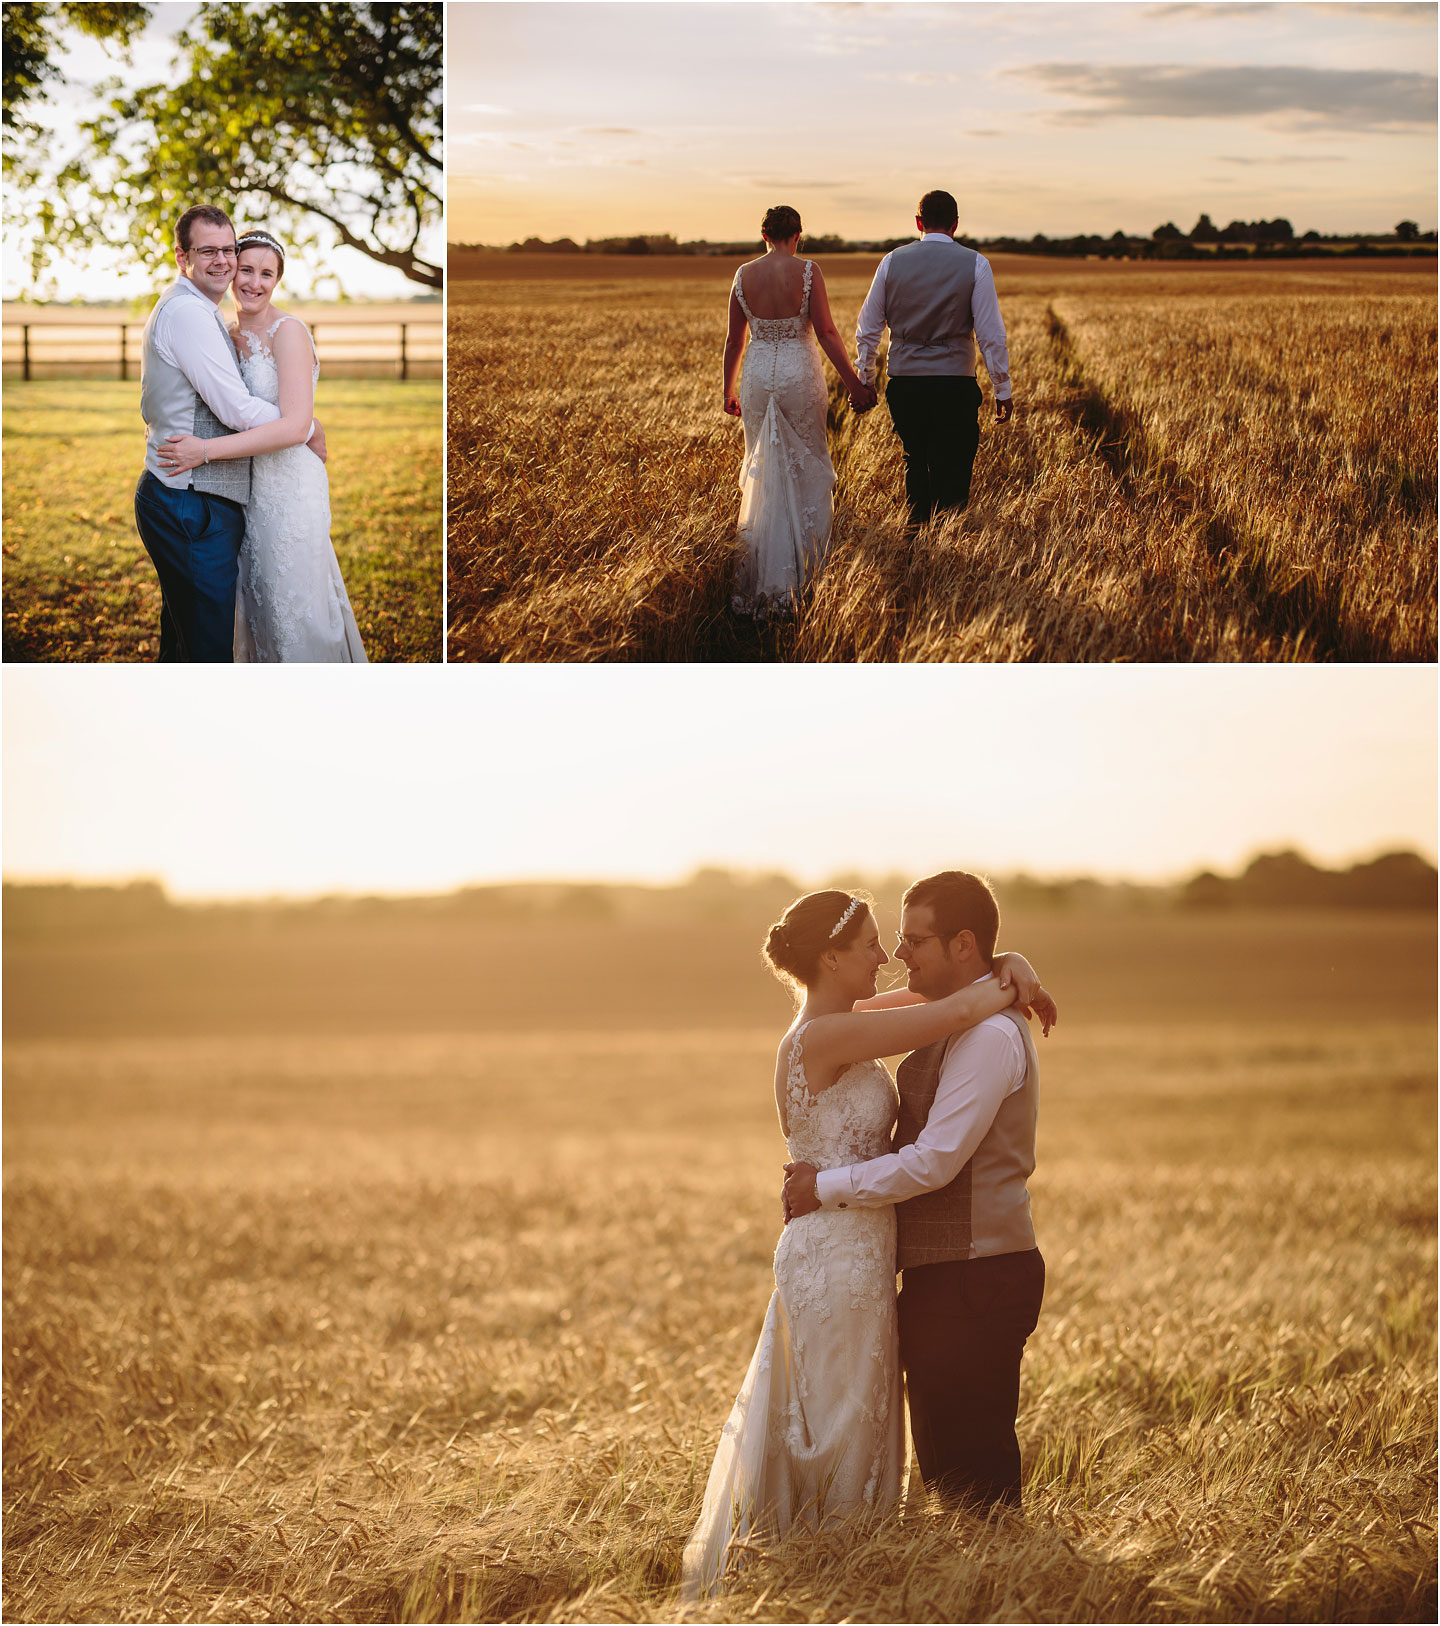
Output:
[814, 31, 890, 54]
[1147, 1, 1435, 19]
[461, 103, 512, 115]
[580, 127, 642, 137]
[745, 179, 850, 190]
[1216, 152, 1350, 164]
[1009, 62, 1437, 130]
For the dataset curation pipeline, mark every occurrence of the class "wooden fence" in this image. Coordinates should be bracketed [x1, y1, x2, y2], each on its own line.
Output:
[2, 316, 442, 381]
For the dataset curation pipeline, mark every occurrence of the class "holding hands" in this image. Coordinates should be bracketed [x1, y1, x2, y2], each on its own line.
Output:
[847, 380, 878, 413]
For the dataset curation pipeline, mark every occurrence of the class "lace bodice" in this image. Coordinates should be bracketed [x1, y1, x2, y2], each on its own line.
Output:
[783, 1023, 898, 1170]
[733, 260, 815, 345]
[233, 314, 320, 403]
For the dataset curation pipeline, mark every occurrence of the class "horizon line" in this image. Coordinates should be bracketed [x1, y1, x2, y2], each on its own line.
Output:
[4, 841, 1434, 907]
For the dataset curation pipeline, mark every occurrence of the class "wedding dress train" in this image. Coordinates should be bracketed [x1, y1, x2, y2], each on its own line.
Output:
[233, 315, 367, 663]
[731, 260, 837, 615]
[680, 1024, 904, 1600]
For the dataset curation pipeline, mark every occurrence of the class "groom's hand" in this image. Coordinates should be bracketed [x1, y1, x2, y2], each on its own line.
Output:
[306, 419, 328, 463]
[995, 397, 1014, 425]
[782, 1161, 821, 1222]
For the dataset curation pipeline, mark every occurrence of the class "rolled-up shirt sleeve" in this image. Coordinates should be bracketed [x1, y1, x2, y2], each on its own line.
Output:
[155, 297, 281, 431]
[972, 254, 1011, 400]
[854, 253, 891, 386]
[814, 1020, 1025, 1209]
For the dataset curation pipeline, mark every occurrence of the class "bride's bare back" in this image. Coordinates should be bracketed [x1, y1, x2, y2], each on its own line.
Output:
[737, 251, 809, 319]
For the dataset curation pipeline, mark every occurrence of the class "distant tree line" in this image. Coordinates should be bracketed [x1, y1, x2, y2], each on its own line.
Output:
[5, 849, 1434, 939]
[452, 217, 1435, 262]
[1180, 850, 1436, 911]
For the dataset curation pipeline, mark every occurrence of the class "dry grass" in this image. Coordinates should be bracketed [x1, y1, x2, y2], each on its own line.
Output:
[446, 256, 1436, 662]
[4, 909, 1435, 1621]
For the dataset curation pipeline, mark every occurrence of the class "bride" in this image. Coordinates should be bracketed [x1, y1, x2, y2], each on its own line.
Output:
[680, 890, 1054, 1599]
[156, 230, 368, 663]
[722, 206, 875, 616]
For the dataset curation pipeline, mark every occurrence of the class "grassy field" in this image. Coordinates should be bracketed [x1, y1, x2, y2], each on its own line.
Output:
[446, 256, 1436, 662]
[2, 379, 442, 662]
[4, 907, 1435, 1622]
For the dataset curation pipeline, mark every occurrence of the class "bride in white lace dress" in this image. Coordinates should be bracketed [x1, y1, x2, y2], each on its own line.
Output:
[722, 206, 876, 616]
[680, 890, 1047, 1600]
[156, 230, 367, 663]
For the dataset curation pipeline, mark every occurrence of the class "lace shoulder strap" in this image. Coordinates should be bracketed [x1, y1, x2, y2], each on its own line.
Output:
[732, 265, 754, 322]
[800, 259, 815, 318]
[268, 312, 319, 367]
[787, 1020, 815, 1105]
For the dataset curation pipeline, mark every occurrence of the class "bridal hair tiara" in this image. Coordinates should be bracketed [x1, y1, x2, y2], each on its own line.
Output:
[237, 231, 285, 259]
[828, 897, 863, 938]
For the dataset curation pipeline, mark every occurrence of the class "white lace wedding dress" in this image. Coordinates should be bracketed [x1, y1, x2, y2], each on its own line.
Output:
[731, 260, 837, 615]
[233, 315, 368, 663]
[680, 1023, 904, 1600]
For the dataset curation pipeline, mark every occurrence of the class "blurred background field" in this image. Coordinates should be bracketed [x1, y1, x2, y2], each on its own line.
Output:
[1, 376, 443, 663]
[447, 255, 1436, 662]
[5, 880, 1435, 1622]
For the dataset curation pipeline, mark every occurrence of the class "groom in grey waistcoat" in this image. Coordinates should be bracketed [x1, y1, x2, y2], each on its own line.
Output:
[855, 191, 1015, 529]
[783, 870, 1045, 1513]
[134, 203, 320, 662]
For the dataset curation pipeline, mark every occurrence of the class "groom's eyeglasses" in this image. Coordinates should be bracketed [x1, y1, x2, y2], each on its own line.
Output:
[896, 931, 945, 950]
[189, 246, 237, 262]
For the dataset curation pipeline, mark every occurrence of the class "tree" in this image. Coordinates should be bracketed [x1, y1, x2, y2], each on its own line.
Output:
[2, 2, 149, 135]
[1152, 221, 1182, 241]
[29, 2, 441, 289]
[1396, 219, 1421, 242]
[1189, 212, 1219, 242]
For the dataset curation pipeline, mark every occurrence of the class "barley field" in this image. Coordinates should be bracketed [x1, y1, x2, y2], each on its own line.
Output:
[5, 905, 1435, 1622]
[446, 256, 1437, 662]
[2, 379, 443, 662]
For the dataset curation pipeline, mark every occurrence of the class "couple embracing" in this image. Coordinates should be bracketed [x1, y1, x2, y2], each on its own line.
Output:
[134, 203, 366, 662]
[682, 871, 1055, 1599]
[723, 190, 1014, 616]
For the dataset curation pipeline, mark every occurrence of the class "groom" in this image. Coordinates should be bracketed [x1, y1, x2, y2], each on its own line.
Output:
[855, 190, 1014, 529]
[782, 870, 1044, 1514]
[134, 203, 322, 662]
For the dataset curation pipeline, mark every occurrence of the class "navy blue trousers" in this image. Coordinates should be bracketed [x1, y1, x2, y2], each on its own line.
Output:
[899, 1247, 1045, 1511]
[133, 471, 244, 663]
[885, 375, 984, 525]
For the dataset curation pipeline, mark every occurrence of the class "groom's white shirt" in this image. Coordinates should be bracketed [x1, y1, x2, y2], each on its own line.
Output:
[141, 275, 281, 488]
[855, 233, 1012, 399]
[815, 971, 1027, 1210]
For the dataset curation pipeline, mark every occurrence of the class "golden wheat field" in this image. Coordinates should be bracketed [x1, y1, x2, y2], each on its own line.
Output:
[446, 255, 1437, 662]
[4, 905, 1436, 1622]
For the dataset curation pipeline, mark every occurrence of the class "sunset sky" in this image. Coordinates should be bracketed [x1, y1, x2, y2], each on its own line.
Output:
[4, 666, 1433, 899]
[449, 0, 1438, 245]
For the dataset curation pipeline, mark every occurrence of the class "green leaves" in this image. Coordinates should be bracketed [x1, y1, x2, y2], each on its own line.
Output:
[12, 2, 442, 290]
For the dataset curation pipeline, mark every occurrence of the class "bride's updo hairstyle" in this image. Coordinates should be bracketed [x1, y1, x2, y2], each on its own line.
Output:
[764, 888, 871, 990]
[236, 228, 285, 280]
[761, 205, 802, 244]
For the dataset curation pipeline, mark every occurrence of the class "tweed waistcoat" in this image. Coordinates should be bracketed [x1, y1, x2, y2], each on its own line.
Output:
[189, 395, 251, 503]
[883, 237, 979, 379]
[893, 1006, 1038, 1269]
[140, 281, 252, 504]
